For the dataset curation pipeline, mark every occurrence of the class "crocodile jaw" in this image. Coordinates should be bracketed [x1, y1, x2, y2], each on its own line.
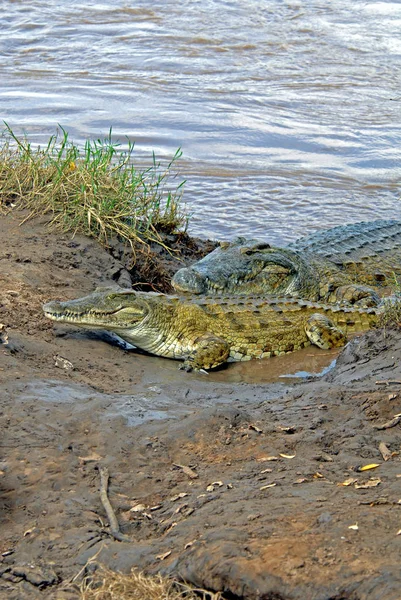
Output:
[43, 303, 137, 330]
[43, 288, 147, 331]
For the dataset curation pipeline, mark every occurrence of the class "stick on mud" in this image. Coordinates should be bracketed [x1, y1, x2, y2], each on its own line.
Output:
[98, 465, 131, 542]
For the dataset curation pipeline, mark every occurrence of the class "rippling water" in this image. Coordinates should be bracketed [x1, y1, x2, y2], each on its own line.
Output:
[1, 0, 400, 243]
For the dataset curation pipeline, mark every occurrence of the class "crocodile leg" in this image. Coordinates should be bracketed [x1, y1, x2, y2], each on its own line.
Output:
[326, 284, 381, 307]
[181, 334, 230, 371]
[305, 314, 347, 349]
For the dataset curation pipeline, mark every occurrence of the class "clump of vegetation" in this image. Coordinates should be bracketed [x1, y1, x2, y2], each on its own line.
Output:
[378, 294, 401, 329]
[79, 566, 224, 600]
[0, 123, 187, 253]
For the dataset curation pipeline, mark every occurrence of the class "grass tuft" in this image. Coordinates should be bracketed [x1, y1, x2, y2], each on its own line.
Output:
[377, 274, 401, 329]
[79, 566, 224, 600]
[379, 295, 401, 329]
[0, 123, 187, 254]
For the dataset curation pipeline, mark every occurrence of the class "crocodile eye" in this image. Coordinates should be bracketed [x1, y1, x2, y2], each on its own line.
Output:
[95, 286, 120, 293]
[240, 242, 271, 255]
[250, 242, 271, 251]
[106, 291, 135, 300]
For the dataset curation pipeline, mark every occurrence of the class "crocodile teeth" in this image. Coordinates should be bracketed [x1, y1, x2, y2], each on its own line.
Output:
[207, 280, 225, 292]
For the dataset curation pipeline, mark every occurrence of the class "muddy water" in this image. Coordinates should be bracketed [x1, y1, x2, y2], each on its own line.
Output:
[12, 343, 336, 431]
[1, 1, 401, 243]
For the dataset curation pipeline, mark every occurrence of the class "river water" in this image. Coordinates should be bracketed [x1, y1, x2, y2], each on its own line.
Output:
[1, 0, 401, 244]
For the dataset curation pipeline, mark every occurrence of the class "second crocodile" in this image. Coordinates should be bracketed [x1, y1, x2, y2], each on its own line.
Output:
[172, 219, 401, 306]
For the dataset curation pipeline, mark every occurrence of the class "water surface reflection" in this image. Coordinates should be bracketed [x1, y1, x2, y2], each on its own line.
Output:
[1, 0, 400, 242]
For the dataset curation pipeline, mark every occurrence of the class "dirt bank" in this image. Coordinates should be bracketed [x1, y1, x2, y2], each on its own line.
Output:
[1, 212, 401, 600]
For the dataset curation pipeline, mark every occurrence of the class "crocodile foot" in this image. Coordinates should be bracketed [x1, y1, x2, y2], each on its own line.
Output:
[305, 313, 347, 349]
[327, 284, 381, 308]
[182, 334, 230, 371]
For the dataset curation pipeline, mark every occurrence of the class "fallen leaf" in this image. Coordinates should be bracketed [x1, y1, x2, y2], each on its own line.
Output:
[294, 478, 308, 484]
[397, 529, 401, 536]
[378, 442, 392, 462]
[169, 492, 188, 502]
[388, 393, 398, 400]
[338, 477, 358, 487]
[54, 354, 74, 371]
[173, 464, 198, 479]
[249, 424, 263, 433]
[364, 497, 389, 506]
[257, 456, 279, 462]
[247, 513, 261, 521]
[78, 452, 102, 463]
[374, 414, 401, 430]
[23, 528, 35, 537]
[260, 468, 273, 474]
[259, 483, 277, 490]
[0, 324, 9, 345]
[184, 540, 196, 549]
[314, 472, 324, 478]
[356, 463, 381, 472]
[156, 551, 171, 561]
[277, 425, 296, 433]
[206, 481, 223, 492]
[129, 503, 147, 512]
[279, 453, 296, 459]
[348, 523, 359, 531]
[164, 522, 177, 534]
[319, 452, 334, 462]
[150, 505, 162, 511]
[354, 478, 381, 489]
[174, 503, 188, 514]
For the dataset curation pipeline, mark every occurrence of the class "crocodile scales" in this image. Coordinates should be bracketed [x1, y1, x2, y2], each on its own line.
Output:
[43, 287, 380, 371]
[290, 219, 401, 287]
[172, 219, 401, 305]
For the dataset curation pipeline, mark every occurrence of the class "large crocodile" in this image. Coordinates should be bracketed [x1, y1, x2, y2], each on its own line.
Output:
[43, 287, 380, 371]
[172, 219, 401, 306]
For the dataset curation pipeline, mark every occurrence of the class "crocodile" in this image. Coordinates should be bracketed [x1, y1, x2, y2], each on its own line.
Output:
[43, 287, 380, 371]
[171, 219, 401, 306]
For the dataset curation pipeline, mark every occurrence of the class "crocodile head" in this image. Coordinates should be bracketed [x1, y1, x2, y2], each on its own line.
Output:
[43, 287, 150, 330]
[172, 237, 313, 295]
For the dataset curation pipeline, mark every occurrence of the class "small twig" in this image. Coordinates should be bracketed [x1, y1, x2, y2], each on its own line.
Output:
[98, 466, 131, 542]
[375, 380, 401, 386]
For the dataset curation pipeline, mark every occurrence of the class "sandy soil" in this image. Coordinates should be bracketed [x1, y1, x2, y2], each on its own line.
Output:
[1, 212, 401, 600]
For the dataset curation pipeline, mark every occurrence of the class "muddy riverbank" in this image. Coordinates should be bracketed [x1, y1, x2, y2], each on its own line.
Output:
[1, 212, 401, 599]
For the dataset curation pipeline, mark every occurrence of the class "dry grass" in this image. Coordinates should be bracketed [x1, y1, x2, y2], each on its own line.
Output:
[0, 123, 187, 253]
[79, 566, 224, 600]
[378, 293, 401, 329]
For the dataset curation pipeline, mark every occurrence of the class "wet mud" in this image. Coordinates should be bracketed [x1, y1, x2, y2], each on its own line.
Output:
[1, 212, 401, 599]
